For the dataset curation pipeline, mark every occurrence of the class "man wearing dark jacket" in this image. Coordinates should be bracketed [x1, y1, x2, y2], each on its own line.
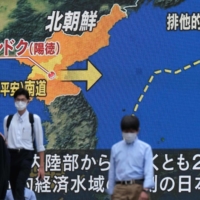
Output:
[0, 134, 10, 200]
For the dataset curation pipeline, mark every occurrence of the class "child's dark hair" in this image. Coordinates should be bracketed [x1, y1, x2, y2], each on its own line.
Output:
[14, 88, 30, 100]
[121, 115, 140, 131]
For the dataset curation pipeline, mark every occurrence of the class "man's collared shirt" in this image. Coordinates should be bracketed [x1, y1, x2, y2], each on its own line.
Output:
[4, 110, 45, 152]
[108, 137, 155, 195]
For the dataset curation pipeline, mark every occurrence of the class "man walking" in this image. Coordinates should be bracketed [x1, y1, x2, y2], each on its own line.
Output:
[108, 115, 154, 200]
[3, 88, 45, 200]
[0, 134, 10, 200]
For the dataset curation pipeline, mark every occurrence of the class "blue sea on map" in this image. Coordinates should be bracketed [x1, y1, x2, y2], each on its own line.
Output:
[72, 0, 200, 149]
[1, 0, 200, 149]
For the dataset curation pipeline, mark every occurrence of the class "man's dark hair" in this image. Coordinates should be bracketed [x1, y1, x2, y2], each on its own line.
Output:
[14, 88, 30, 100]
[121, 115, 140, 131]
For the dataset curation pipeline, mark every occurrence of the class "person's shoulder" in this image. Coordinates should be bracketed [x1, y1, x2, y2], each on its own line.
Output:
[3, 115, 9, 121]
[3, 113, 15, 120]
[137, 138, 152, 149]
[32, 113, 41, 121]
[112, 140, 124, 150]
[3, 113, 17, 124]
[27, 112, 41, 124]
[4, 112, 18, 120]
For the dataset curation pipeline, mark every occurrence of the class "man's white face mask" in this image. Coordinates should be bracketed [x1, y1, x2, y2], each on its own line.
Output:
[15, 101, 27, 111]
[122, 132, 137, 144]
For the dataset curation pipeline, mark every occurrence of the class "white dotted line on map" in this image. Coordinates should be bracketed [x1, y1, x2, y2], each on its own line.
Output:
[132, 59, 200, 115]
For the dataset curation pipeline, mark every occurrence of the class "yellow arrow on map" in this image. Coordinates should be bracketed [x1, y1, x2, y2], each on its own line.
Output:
[60, 60, 102, 90]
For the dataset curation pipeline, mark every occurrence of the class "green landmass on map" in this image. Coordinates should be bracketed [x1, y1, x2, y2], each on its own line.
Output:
[43, 92, 97, 149]
[0, 0, 184, 43]
[154, 0, 184, 8]
[0, 0, 185, 151]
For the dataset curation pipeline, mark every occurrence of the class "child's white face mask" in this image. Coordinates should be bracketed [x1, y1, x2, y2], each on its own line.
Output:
[122, 132, 137, 144]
